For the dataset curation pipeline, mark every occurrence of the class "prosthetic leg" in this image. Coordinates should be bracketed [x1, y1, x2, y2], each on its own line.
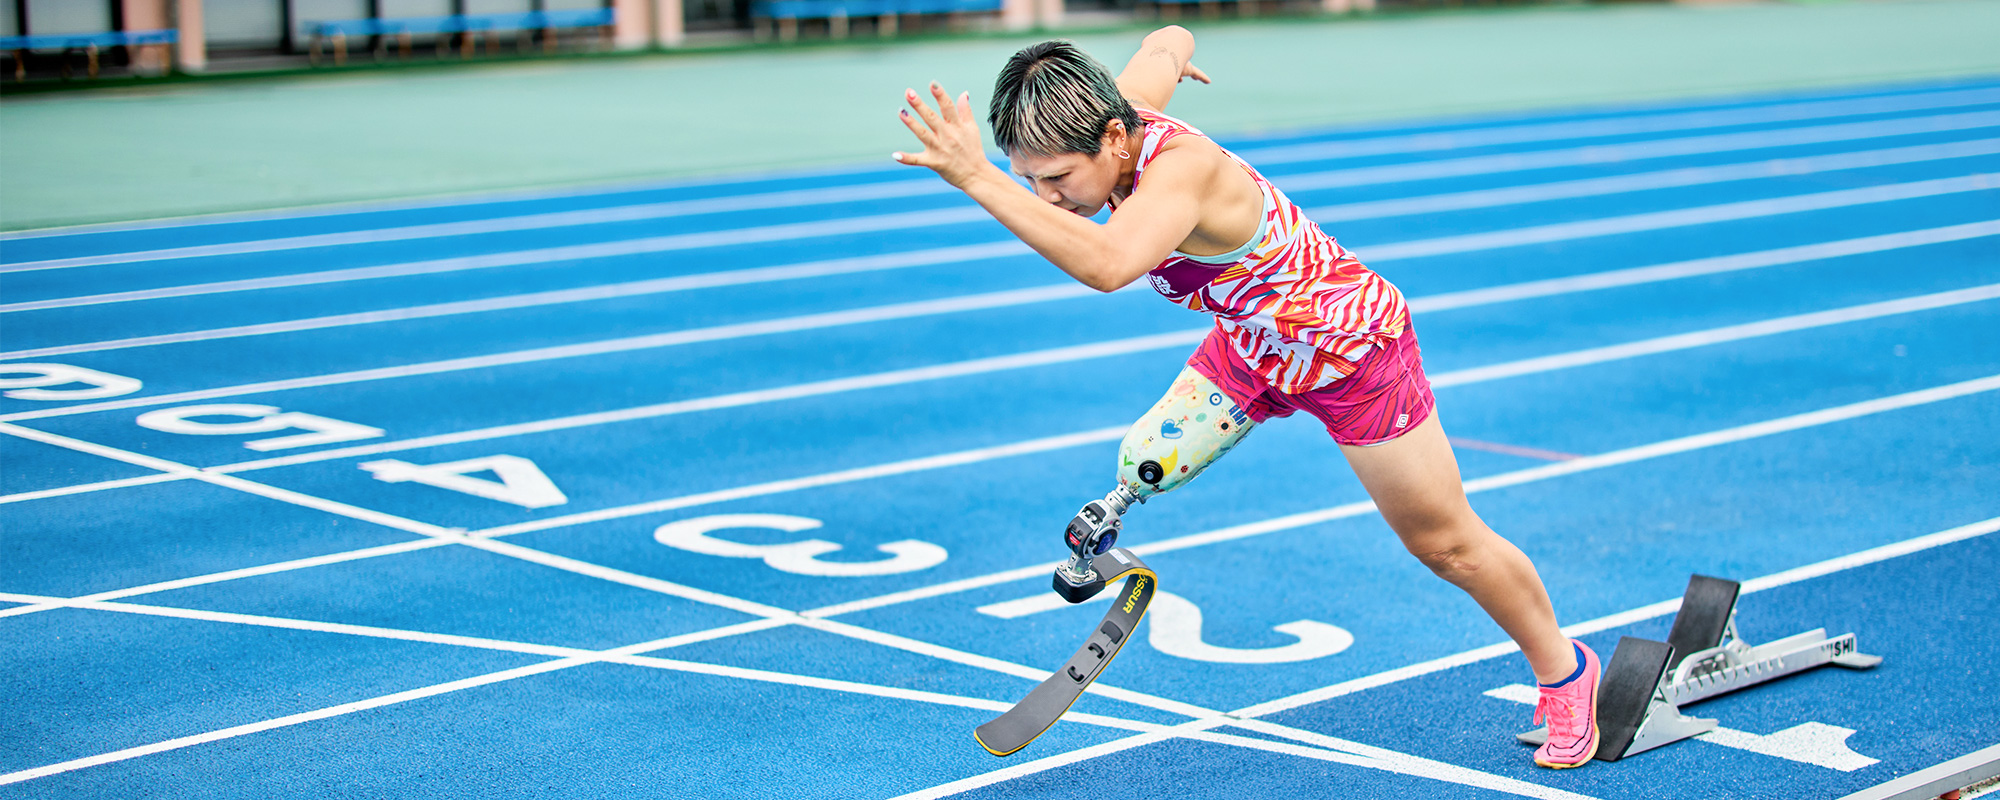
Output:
[1054, 367, 1259, 600]
[976, 368, 1257, 757]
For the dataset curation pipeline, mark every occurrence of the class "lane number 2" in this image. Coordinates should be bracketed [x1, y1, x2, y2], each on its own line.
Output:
[979, 589, 1354, 664]
[136, 404, 384, 451]
[653, 514, 948, 577]
[0, 363, 142, 401]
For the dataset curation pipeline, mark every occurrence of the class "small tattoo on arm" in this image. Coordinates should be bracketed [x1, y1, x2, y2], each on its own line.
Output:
[1149, 45, 1181, 74]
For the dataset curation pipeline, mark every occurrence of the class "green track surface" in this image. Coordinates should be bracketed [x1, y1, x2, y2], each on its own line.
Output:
[1, 0, 1996, 230]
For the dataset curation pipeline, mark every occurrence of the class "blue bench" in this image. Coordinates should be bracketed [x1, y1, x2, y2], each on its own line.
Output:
[751, 0, 1002, 42]
[1, 29, 177, 80]
[307, 9, 615, 66]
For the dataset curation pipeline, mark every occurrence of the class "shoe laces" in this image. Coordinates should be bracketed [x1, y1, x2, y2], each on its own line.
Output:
[1535, 690, 1585, 739]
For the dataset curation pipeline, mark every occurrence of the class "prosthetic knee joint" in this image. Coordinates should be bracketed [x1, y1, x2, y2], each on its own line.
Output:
[1055, 368, 1257, 601]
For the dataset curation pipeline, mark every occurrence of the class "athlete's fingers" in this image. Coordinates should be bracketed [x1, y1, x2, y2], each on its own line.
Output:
[898, 107, 939, 148]
[1184, 63, 1211, 84]
[931, 82, 958, 124]
[905, 88, 948, 134]
[957, 91, 974, 125]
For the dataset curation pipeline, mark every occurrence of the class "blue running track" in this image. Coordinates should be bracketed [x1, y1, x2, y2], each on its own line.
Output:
[3, 75, 1998, 800]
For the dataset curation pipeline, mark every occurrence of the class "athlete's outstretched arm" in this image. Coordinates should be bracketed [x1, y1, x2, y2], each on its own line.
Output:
[1115, 26, 1209, 113]
[893, 83, 1223, 292]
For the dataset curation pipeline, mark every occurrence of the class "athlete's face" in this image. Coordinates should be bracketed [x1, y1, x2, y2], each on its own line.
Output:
[1009, 145, 1125, 217]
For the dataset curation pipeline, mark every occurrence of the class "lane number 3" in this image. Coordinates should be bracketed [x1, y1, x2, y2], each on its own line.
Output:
[654, 514, 947, 577]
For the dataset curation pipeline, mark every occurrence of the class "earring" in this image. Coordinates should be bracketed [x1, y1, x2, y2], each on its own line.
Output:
[1117, 148, 1131, 160]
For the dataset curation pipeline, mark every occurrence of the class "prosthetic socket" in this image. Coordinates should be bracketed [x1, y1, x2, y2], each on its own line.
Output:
[1056, 367, 1258, 599]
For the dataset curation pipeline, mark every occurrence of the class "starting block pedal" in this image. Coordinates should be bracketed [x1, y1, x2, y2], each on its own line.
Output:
[1518, 574, 1882, 762]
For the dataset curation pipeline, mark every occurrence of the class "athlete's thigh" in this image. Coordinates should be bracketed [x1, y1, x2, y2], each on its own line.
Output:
[1337, 413, 1474, 538]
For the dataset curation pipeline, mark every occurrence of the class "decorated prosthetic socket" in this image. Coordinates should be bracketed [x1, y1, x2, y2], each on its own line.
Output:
[1056, 369, 1260, 592]
[1118, 367, 1257, 501]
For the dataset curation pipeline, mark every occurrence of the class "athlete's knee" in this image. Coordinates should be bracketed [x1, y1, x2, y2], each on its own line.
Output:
[1117, 367, 1256, 500]
[1409, 540, 1482, 579]
[1399, 521, 1495, 581]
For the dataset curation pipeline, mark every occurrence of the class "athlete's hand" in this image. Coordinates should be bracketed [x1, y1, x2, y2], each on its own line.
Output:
[893, 82, 992, 189]
[1180, 60, 1210, 85]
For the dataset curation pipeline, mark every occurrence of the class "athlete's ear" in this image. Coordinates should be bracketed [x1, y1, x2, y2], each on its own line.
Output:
[1100, 119, 1126, 150]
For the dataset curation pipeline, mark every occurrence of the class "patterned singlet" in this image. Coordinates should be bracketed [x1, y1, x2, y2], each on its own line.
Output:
[1131, 109, 1410, 394]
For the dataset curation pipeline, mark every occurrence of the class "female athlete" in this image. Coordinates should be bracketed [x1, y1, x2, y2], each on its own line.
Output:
[893, 28, 1602, 768]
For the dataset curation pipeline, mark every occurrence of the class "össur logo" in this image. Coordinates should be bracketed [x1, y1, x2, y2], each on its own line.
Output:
[1124, 577, 1149, 613]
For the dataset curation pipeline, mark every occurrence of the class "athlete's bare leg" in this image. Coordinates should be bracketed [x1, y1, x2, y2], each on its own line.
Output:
[1339, 412, 1578, 683]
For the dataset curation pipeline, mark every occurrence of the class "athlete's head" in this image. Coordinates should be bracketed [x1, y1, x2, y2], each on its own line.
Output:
[990, 40, 1144, 217]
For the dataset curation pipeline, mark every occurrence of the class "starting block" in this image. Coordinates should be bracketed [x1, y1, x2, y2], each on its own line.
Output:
[1519, 574, 1882, 762]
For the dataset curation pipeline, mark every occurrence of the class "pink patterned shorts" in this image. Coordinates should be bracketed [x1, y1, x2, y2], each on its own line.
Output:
[1187, 326, 1436, 447]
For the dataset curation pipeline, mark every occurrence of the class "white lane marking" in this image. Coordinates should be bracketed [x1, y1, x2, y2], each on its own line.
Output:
[0, 242, 1036, 357]
[0, 180, 962, 272]
[0, 205, 989, 277]
[211, 332, 1200, 475]
[905, 514, 2000, 798]
[14, 136, 1996, 359]
[1483, 684, 1880, 771]
[0, 586, 1574, 799]
[0, 207, 988, 312]
[1429, 283, 2000, 387]
[1410, 219, 2000, 312]
[0, 472, 186, 505]
[3, 391, 1991, 792]
[0, 421, 463, 539]
[451, 290, 1999, 540]
[7, 329, 1995, 641]
[0, 158, 913, 242]
[800, 616, 1586, 800]
[11, 268, 1974, 527]
[469, 426, 1131, 539]
[0, 284, 1107, 422]
[1308, 138, 2000, 222]
[1357, 174, 1999, 262]
[811, 376, 2000, 620]
[1235, 89, 2000, 166]
[4, 213, 1989, 442]
[0, 538, 454, 621]
[0, 420, 804, 624]
[1234, 514, 2000, 721]
[7, 82, 1994, 253]
[0, 618, 790, 788]
[1274, 110, 2000, 193]
[0, 467, 1562, 797]
[8, 105, 1995, 302]
[6, 163, 1985, 339]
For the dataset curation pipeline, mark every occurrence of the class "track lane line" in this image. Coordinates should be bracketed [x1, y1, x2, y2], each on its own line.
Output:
[11, 137, 1998, 360]
[281, 283, 2000, 537]
[5, 376, 1990, 794]
[1306, 137, 2000, 222]
[8, 265, 1994, 514]
[7, 81, 1995, 251]
[9, 363, 1992, 652]
[0, 590, 1584, 799]
[6, 106, 1994, 288]
[0, 465, 1580, 798]
[6, 215, 1993, 439]
[893, 513, 2000, 798]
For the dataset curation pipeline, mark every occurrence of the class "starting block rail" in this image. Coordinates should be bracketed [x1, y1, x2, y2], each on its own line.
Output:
[1519, 574, 1882, 762]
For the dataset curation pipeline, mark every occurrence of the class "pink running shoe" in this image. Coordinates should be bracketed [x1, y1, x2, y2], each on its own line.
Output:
[1533, 640, 1602, 768]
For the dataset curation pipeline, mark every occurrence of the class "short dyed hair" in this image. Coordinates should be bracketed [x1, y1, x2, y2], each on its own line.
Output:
[989, 41, 1144, 158]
